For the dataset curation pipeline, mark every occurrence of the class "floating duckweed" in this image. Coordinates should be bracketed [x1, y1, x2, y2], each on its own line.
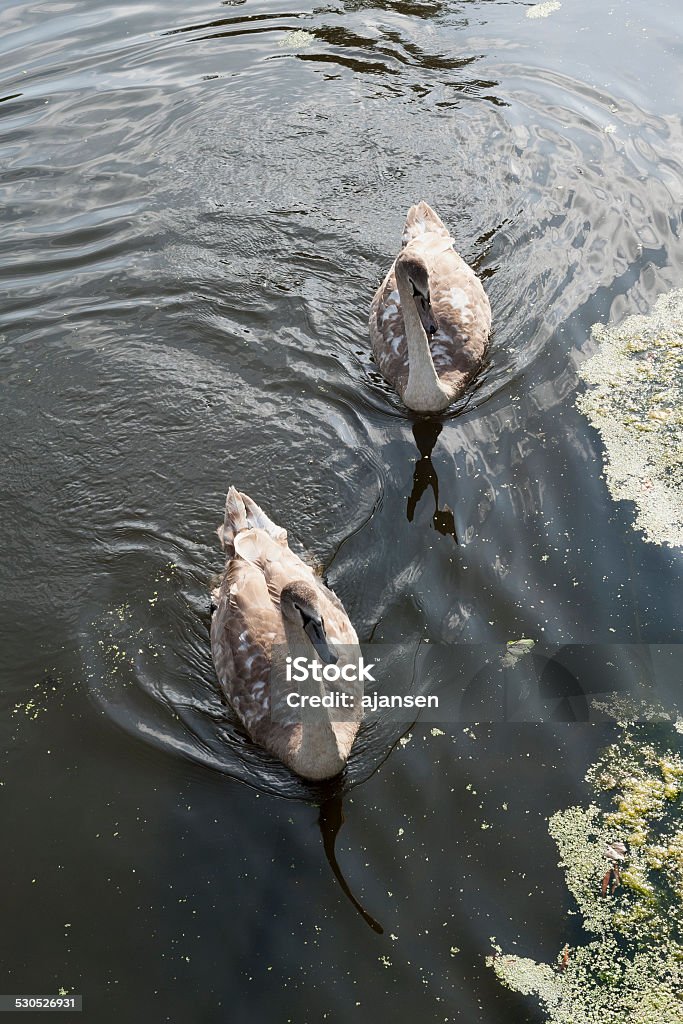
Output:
[278, 29, 315, 49]
[488, 724, 683, 1023]
[590, 695, 672, 725]
[577, 289, 683, 547]
[112, 602, 131, 623]
[12, 675, 62, 720]
[526, 1, 562, 18]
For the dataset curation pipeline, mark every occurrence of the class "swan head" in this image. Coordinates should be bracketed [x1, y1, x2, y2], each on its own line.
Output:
[397, 253, 439, 337]
[281, 581, 338, 666]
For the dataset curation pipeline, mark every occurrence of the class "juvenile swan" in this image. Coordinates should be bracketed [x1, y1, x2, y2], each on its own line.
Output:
[369, 201, 491, 413]
[210, 487, 362, 781]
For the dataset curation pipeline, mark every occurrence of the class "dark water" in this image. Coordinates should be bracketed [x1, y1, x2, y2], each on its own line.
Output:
[1, 0, 683, 1019]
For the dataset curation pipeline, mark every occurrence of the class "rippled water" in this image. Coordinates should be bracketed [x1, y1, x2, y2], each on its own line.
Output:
[1, 0, 682, 1020]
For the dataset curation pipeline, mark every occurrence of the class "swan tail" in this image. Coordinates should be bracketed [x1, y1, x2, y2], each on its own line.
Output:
[217, 486, 249, 553]
[401, 201, 450, 246]
[217, 487, 287, 553]
[239, 491, 288, 545]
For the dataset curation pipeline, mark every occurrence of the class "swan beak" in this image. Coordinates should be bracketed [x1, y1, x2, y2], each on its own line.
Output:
[418, 298, 439, 338]
[427, 315, 439, 337]
[304, 618, 338, 665]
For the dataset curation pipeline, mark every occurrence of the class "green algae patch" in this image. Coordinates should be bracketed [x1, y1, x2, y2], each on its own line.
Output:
[488, 725, 683, 1023]
[501, 638, 536, 668]
[577, 289, 683, 547]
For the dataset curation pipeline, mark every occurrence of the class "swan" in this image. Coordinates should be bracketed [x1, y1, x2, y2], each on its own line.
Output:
[369, 201, 491, 413]
[210, 487, 362, 781]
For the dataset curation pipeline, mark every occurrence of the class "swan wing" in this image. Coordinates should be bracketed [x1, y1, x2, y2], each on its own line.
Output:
[425, 245, 491, 389]
[369, 266, 409, 395]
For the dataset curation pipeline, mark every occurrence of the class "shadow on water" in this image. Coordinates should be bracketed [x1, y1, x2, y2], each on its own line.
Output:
[319, 795, 385, 934]
[406, 419, 457, 542]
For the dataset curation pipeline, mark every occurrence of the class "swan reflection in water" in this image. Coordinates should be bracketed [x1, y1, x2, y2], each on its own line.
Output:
[406, 419, 457, 543]
[318, 793, 384, 934]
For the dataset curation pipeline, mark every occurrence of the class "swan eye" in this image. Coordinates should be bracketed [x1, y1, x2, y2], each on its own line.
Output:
[411, 281, 430, 305]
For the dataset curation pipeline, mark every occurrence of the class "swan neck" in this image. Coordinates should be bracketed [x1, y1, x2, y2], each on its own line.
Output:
[395, 259, 449, 412]
[284, 620, 345, 780]
[294, 670, 346, 779]
[297, 707, 345, 780]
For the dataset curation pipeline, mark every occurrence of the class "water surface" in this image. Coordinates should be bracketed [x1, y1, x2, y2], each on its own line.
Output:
[1, 0, 682, 1020]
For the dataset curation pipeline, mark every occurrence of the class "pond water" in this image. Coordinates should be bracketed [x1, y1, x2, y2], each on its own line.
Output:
[1, 0, 682, 1020]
